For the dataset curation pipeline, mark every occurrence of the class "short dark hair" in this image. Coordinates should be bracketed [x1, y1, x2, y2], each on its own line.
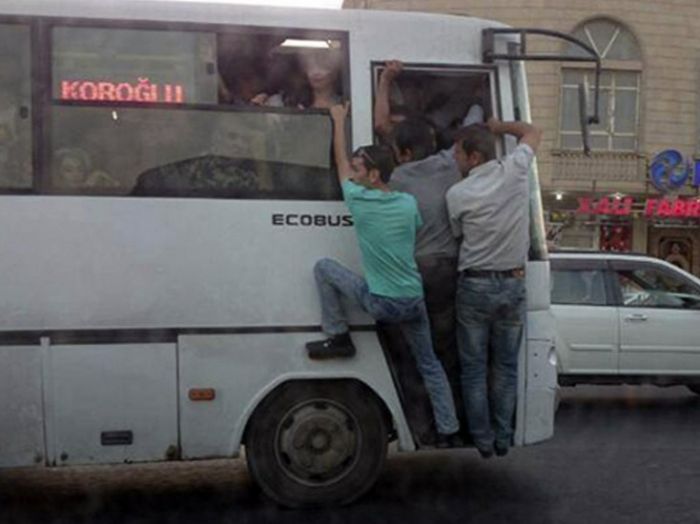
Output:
[454, 123, 496, 162]
[353, 145, 395, 183]
[388, 103, 412, 118]
[393, 117, 436, 162]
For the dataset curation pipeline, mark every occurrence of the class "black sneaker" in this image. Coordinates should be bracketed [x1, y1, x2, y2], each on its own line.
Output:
[477, 446, 494, 459]
[306, 333, 356, 359]
[435, 432, 465, 449]
[494, 443, 509, 457]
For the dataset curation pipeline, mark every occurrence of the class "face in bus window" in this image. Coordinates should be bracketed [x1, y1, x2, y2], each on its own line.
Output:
[54, 148, 91, 188]
[59, 156, 87, 187]
[299, 50, 342, 108]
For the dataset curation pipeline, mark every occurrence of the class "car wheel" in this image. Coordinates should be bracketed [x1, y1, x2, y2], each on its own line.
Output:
[245, 381, 388, 508]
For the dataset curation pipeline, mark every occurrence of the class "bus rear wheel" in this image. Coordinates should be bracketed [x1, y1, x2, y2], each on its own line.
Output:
[245, 381, 388, 508]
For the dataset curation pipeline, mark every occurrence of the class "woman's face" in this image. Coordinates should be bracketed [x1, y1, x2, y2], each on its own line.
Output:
[301, 53, 339, 91]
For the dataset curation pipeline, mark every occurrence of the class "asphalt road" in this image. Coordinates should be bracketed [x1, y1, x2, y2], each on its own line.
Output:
[1, 385, 699, 524]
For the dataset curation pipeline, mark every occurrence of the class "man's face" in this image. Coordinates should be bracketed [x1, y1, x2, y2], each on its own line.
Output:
[351, 155, 372, 187]
[454, 142, 484, 176]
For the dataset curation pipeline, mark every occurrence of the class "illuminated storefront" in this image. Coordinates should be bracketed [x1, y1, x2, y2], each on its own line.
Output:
[545, 151, 700, 274]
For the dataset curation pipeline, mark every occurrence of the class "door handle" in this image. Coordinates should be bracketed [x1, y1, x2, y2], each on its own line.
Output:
[624, 313, 648, 322]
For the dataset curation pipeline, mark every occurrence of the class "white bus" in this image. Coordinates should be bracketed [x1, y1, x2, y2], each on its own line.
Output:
[0, 0, 574, 507]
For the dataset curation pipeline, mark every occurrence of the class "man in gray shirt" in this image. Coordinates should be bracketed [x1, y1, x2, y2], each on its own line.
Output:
[387, 106, 483, 446]
[446, 118, 541, 458]
[389, 126, 459, 367]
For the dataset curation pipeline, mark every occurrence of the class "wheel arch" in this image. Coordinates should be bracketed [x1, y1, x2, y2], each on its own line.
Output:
[231, 373, 410, 455]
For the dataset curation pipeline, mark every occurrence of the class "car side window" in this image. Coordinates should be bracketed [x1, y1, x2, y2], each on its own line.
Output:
[551, 269, 607, 305]
[614, 266, 700, 309]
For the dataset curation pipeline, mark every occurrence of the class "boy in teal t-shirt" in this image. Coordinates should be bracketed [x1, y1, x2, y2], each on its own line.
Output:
[306, 103, 460, 442]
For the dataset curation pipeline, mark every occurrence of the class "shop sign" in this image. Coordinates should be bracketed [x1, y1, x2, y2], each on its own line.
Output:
[576, 196, 700, 218]
[576, 196, 634, 216]
[649, 150, 700, 193]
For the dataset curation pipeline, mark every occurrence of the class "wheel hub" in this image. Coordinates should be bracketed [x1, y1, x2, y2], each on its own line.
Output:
[277, 400, 359, 485]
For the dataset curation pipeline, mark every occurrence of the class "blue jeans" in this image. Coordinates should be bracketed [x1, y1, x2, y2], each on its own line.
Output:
[314, 258, 459, 435]
[456, 273, 525, 450]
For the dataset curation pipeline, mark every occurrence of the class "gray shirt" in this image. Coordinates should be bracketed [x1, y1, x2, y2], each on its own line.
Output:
[446, 143, 534, 271]
[389, 148, 461, 259]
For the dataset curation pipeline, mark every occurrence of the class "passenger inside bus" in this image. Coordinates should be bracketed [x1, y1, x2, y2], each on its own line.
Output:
[0, 111, 18, 183]
[52, 147, 120, 190]
[374, 60, 488, 152]
[218, 59, 266, 105]
[0, 89, 29, 188]
[251, 48, 343, 109]
[216, 33, 273, 105]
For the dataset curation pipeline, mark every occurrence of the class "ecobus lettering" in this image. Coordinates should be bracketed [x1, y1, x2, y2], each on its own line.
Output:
[272, 213, 354, 227]
[60, 79, 185, 103]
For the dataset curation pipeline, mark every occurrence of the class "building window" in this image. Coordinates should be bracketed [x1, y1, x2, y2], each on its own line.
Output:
[559, 19, 641, 152]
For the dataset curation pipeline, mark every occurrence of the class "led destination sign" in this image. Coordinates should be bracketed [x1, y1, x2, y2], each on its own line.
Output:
[60, 78, 186, 104]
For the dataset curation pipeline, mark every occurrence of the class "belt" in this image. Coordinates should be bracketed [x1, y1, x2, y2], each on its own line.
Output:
[461, 267, 525, 278]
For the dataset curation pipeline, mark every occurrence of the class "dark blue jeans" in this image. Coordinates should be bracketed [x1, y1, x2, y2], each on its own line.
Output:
[314, 258, 459, 435]
[456, 273, 525, 451]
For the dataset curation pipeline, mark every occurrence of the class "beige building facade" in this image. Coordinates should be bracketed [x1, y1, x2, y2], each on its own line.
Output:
[344, 0, 700, 274]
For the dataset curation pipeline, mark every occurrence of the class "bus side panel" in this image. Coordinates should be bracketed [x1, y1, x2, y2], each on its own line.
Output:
[48, 343, 178, 465]
[0, 346, 44, 468]
[522, 310, 558, 445]
[513, 262, 557, 446]
[178, 331, 414, 459]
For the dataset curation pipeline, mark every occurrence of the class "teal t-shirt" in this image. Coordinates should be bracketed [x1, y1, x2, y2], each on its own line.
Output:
[342, 180, 424, 298]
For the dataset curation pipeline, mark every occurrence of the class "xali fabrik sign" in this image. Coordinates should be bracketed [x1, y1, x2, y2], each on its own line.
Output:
[577, 196, 700, 218]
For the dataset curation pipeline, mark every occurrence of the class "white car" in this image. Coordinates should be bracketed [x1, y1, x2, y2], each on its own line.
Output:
[550, 251, 700, 395]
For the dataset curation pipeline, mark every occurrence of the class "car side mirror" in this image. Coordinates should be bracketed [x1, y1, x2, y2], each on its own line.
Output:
[578, 80, 591, 156]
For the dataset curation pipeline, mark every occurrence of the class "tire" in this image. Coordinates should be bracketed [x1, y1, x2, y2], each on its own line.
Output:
[245, 380, 388, 508]
[687, 385, 700, 395]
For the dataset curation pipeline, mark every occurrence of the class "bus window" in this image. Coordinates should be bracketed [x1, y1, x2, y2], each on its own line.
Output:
[372, 64, 492, 150]
[49, 105, 336, 199]
[0, 23, 32, 189]
[216, 33, 344, 109]
[49, 26, 346, 199]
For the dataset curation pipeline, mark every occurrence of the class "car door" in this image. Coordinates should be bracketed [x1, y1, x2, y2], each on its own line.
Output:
[611, 259, 700, 376]
[550, 258, 619, 376]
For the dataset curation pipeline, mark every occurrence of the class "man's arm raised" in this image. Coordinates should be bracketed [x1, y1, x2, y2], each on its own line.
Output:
[487, 117, 542, 152]
[374, 60, 403, 139]
[331, 102, 354, 183]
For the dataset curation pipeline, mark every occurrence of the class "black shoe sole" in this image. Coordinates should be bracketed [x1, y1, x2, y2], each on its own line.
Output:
[307, 346, 356, 359]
